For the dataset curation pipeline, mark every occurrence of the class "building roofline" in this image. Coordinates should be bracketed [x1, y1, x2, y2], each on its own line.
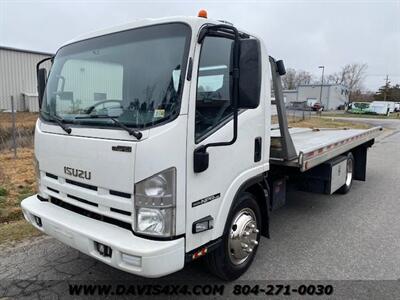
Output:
[0, 45, 54, 56]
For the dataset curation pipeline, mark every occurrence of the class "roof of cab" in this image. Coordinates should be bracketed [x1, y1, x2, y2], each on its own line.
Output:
[60, 16, 214, 48]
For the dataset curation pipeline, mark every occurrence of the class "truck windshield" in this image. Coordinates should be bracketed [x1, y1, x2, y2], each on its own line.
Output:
[41, 23, 191, 128]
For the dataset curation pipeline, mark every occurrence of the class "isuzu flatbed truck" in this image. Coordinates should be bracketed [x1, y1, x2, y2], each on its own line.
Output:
[21, 12, 381, 280]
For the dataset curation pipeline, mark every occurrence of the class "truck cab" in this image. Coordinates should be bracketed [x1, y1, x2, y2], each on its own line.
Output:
[22, 15, 270, 279]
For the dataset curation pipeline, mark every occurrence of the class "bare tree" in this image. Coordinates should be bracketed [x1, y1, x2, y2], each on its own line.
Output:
[282, 68, 297, 90]
[282, 68, 313, 90]
[296, 70, 313, 86]
[326, 63, 368, 100]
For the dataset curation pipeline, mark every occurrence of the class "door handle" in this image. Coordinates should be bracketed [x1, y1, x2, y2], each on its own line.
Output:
[254, 137, 262, 162]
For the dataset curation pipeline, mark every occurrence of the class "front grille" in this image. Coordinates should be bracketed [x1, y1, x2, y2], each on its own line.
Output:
[47, 187, 59, 193]
[51, 197, 132, 231]
[110, 207, 132, 216]
[42, 172, 133, 224]
[46, 172, 58, 180]
[110, 190, 131, 199]
[67, 194, 98, 207]
[66, 179, 97, 191]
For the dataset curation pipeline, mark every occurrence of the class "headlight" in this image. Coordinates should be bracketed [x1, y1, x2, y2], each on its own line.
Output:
[134, 168, 176, 237]
[137, 208, 165, 233]
[144, 175, 168, 197]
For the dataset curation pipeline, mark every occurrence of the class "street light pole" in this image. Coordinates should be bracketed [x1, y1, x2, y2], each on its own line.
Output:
[318, 66, 325, 107]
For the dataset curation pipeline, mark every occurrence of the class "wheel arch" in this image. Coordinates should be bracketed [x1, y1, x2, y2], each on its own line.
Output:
[229, 173, 270, 238]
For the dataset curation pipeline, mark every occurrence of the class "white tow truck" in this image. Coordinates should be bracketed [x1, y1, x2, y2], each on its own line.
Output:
[21, 11, 381, 280]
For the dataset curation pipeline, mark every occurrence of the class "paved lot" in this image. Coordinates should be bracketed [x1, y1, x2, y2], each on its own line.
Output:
[1, 119, 399, 298]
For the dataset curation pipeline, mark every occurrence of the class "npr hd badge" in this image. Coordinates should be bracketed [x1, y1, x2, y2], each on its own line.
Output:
[192, 193, 221, 207]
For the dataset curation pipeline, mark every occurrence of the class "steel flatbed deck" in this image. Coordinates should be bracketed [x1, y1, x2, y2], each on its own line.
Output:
[270, 126, 382, 171]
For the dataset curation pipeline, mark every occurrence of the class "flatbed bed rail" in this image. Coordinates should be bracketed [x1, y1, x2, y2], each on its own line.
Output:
[270, 126, 382, 171]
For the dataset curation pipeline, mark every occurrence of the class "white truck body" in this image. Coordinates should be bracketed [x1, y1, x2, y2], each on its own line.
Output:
[371, 101, 395, 114]
[21, 15, 381, 279]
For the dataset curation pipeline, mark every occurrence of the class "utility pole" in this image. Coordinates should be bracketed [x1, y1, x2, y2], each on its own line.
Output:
[384, 75, 390, 101]
[318, 65, 325, 107]
[11, 96, 17, 159]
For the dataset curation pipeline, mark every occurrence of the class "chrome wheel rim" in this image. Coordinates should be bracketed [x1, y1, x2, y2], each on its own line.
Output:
[345, 158, 353, 186]
[228, 208, 259, 265]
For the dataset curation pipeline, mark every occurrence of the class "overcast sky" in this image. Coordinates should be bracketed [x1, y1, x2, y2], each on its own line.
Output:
[1, 0, 399, 91]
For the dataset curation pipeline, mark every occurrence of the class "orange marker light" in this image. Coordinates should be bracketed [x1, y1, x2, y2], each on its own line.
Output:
[198, 9, 208, 18]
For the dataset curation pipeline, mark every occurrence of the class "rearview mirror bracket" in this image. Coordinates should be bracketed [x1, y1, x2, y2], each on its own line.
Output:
[194, 24, 240, 173]
[36, 56, 53, 108]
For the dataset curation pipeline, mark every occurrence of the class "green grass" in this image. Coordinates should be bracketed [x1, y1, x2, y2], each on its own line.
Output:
[16, 186, 34, 203]
[0, 186, 33, 223]
[0, 186, 7, 196]
[0, 187, 7, 207]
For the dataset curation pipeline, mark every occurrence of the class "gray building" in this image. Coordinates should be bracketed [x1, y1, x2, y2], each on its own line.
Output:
[282, 89, 297, 104]
[0, 46, 53, 112]
[283, 84, 349, 110]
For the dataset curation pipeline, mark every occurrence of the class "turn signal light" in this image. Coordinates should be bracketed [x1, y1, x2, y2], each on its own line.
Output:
[192, 247, 208, 260]
[198, 9, 207, 18]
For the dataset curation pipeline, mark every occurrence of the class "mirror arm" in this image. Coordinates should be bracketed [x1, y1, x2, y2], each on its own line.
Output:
[199, 24, 240, 152]
[36, 56, 53, 77]
[194, 24, 240, 173]
[36, 56, 53, 108]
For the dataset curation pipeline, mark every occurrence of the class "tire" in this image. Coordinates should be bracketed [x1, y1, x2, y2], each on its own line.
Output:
[337, 153, 354, 194]
[205, 192, 262, 281]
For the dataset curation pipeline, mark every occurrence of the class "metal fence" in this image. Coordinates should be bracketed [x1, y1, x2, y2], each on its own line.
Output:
[0, 97, 35, 155]
[285, 109, 313, 123]
[271, 104, 313, 125]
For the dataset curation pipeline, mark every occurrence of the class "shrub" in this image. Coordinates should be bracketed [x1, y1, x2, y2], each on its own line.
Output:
[0, 187, 7, 196]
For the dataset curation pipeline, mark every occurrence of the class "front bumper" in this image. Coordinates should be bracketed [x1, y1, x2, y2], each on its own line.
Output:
[21, 195, 185, 278]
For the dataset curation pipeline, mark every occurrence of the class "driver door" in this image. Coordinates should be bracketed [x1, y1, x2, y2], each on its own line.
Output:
[186, 35, 262, 252]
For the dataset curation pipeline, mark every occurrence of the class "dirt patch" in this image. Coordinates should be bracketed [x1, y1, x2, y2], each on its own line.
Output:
[0, 148, 36, 223]
[0, 112, 38, 128]
[272, 115, 371, 129]
[323, 112, 400, 120]
[0, 219, 42, 248]
[291, 117, 371, 129]
[0, 112, 38, 151]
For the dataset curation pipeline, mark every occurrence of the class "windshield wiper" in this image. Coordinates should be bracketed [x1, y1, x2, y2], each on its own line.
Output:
[110, 117, 143, 140]
[75, 115, 142, 140]
[41, 111, 72, 134]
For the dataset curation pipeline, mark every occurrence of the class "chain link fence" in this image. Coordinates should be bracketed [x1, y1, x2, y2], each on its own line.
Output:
[0, 97, 35, 154]
[271, 104, 313, 125]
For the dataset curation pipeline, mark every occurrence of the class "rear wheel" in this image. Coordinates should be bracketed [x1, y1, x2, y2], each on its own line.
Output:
[205, 192, 261, 281]
[338, 153, 354, 194]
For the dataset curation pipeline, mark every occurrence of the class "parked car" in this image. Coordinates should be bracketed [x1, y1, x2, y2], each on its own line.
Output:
[312, 102, 324, 111]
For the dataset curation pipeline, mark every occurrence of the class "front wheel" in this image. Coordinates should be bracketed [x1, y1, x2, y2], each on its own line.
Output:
[205, 192, 261, 281]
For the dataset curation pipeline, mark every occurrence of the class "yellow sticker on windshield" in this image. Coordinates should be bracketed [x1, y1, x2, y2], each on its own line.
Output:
[154, 109, 165, 118]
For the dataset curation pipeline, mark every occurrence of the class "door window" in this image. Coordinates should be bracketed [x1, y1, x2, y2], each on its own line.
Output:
[195, 36, 233, 141]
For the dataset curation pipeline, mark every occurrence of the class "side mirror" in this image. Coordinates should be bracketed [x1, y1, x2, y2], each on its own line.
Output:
[37, 68, 47, 107]
[193, 146, 209, 173]
[237, 39, 261, 109]
[276, 60, 286, 76]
